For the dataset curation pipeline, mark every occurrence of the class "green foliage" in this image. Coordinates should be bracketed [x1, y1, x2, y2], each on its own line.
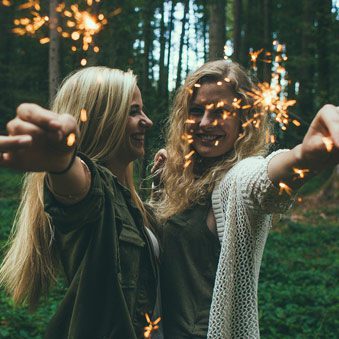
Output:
[259, 221, 339, 337]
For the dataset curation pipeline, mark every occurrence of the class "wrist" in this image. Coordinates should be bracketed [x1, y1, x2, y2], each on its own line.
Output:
[49, 148, 78, 175]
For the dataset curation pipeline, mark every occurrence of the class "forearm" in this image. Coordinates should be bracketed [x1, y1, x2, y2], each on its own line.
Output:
[47, 156, 91, 204]
[268, 145, 316, 191]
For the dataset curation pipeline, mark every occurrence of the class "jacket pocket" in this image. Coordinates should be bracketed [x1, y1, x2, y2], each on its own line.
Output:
[118, 225, 145, 288]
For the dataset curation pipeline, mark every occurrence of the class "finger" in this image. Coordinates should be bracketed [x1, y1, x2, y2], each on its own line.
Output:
[16, 103, 61, 131]
[7, 118, 42, 136]
[7, 118, 62, 142]
[318, 105, 339, 147]
[0, 135, 32, 152]
[57, 114, 79, 146]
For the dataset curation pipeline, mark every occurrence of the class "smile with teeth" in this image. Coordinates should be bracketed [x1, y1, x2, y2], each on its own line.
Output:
[195, 134, 225, 142]
[131, 133, 145, 142]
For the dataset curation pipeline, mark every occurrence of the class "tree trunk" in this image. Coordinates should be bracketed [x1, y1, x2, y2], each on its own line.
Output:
[233, 0, 242, 62]
[261, 0, 272, 82]
[165, 0, 175, 96]
[158, 1, 166, 98]
[208, 0, 226, 61]
[315, 0, 331, 106]
[49, 0, 60, 104]
[298, 0, 315, 122]
[141, 2, 154, 93]
[176, 0, 189, 89]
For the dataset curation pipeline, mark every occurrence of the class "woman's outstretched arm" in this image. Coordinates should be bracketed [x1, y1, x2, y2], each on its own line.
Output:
[268, 104, 339, 192]
[0, 103, 90, 203]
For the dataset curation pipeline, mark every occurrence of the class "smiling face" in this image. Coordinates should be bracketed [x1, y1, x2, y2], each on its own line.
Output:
[188, 81, 241, 158]
[117, 86, 153, 163]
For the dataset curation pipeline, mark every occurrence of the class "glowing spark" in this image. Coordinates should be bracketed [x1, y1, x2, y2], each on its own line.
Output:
[194, 83, 201, 88]
[212, 119, 218, 126]
[39, 37, 50, 44]
[93, 46, 100, 53]
[279, 182, 292, 195]
[222, 110, 230, 120]
[232, 98, 242, 109]
[217, 81, 223, 86]
[241, 104, 251, 109]
[80, 108, 87, 122]
[185, 150, 195, 159]
[224, 77, 231, 83]
[181, 133, 193, 144]
[214, 140, 219, 146]
[185, 118, 196, 124]
[322, 137, 334, 152]
[184, 159, 192, 169]
[292, 120, 300, 126]
[270, 135, 275, 143]
[71, 31, 80, 40]
[216, 101, 224, 108]
[1, 0, 12, 6]
[144, 314, 161, 339]
[66, 133, 76, 147]
[293, 168, 310, 179]
[205, 103, 214, 110]
[297, 197, 302, 203]
[81, 58, 87, 66]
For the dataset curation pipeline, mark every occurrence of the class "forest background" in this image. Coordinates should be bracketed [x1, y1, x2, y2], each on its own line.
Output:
[0, 0, 338, 337]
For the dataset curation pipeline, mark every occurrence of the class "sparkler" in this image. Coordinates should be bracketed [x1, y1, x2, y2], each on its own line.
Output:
[143, 313, 161, 339]
[10, 0, 121, 64]
[55, 2, 108, 54]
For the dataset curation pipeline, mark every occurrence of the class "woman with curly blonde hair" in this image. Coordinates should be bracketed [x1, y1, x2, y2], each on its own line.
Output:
[152, 60, 339, 338]
[0, 66, 163, 339]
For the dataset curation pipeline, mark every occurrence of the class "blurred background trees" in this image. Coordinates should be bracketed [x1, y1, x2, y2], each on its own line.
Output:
[0, 0, 338, 157]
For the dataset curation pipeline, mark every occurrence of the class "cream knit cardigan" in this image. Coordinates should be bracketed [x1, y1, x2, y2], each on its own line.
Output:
[208, 150, 292, 338]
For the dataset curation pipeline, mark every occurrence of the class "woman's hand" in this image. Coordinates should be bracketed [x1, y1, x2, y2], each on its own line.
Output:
[299, 104, 339, 170]
[151, 149, 167, 175]
[268, 104, 338, 191]
[0, 103, 78, 172]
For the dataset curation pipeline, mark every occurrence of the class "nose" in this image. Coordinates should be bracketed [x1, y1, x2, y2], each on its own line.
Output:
[139, 112, 153, 129]
[199, 111, 214, 129]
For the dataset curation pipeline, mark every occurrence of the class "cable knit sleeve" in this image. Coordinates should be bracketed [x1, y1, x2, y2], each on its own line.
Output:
[232, 149, 294, 214]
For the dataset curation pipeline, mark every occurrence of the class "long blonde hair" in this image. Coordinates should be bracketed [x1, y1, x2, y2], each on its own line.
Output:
[0, 66, 149, 309]
[154, 60, 272, 221]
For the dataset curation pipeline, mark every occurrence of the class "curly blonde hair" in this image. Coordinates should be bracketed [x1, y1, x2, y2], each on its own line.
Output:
[153, 60, 272, 221]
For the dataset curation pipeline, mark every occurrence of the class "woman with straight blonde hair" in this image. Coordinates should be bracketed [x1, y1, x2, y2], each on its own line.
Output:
[151, 60, 339, 338]
[0, 66, 162, 339]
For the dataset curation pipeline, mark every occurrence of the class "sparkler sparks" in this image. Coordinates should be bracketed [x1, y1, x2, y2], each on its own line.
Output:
[1, 0, 12, 6]
[293, 168, 310, 179]
[11, 0, 121, 63]
[279, 182, 292, 195]
[80, 108, 88, 122]
[184, 150, 195, 159]
[143, 313, 161, 339]
[66, 133, 76, 147]
[56, 2, 108, 53]
[184, 159, 192, 169]
[322, 137, 334, 152]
